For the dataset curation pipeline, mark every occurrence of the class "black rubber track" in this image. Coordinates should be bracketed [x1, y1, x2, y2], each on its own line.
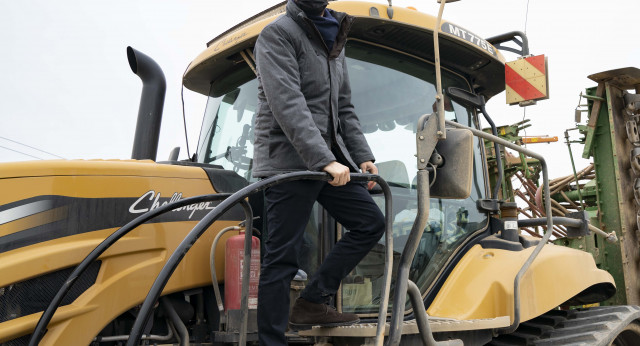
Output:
[488, 305, 640, 346]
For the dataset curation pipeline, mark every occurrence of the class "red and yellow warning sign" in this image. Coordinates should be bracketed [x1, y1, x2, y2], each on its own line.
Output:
[505, 55, 549, 105]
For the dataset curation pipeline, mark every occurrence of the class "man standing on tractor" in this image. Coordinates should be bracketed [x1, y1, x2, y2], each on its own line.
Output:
[252, 0, 386, 344]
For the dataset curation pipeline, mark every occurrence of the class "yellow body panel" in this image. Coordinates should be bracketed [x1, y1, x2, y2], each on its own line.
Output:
[427, 244, 615, 322]
[0, 160, 240, 344]
[0, 159, 206, 181]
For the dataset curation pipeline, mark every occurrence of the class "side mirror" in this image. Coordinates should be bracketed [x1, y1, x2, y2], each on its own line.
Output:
[429, 128, 474, 199]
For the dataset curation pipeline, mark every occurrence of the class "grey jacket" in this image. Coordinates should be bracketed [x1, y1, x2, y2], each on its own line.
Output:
[252, 0, 374, 178]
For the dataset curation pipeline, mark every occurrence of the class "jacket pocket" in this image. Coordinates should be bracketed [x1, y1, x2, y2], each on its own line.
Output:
[268, 131, 305, 169]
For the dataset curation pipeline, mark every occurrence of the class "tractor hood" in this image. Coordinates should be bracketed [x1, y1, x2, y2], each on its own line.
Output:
[0, 160, 205, 180]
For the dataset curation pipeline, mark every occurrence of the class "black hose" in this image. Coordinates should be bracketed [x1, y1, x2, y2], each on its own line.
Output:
[28, 193, 232, 346]
[126, 171, 391, 346]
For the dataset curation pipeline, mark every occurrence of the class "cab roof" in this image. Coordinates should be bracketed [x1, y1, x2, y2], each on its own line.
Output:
[183, 1, 506, 99]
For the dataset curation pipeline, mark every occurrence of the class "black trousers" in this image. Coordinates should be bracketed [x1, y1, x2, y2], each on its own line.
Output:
[257, 180, 385, 345]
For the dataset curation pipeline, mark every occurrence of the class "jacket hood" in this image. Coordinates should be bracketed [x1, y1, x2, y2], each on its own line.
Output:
[287, 0, 348, 35]
[287, 0, 352, 58]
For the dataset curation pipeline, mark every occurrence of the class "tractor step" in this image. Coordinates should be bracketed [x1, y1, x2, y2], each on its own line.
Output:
[298, 315, 510, 337]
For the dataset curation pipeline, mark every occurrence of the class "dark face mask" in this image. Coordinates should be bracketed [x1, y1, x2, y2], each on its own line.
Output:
[296, 0, 328, 16]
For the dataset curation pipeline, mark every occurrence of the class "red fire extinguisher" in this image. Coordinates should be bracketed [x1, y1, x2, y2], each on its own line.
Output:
[224, 230, 260, 311]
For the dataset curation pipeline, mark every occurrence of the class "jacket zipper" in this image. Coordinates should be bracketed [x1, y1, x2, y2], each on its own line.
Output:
[303, 13, 354, 170]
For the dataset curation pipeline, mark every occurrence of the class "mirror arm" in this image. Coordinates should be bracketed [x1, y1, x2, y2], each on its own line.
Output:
[433, 0, 448, 140]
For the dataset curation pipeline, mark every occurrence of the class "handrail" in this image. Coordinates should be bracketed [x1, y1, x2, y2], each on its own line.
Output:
[125, 171, 393, 346]
[486, 31, 530, 57]
[387, 170, 430, 345]
[28, 193, 235, 346]
[445, 119, 553, 334]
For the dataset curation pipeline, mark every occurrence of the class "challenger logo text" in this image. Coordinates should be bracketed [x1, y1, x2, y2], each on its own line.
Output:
[129, 190, 215, 219]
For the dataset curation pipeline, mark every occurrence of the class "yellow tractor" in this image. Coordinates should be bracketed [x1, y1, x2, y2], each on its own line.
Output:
[1, 1, 639, 345]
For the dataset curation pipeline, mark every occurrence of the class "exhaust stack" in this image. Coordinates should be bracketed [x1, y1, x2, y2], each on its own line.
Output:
[127, 46, 166, 161]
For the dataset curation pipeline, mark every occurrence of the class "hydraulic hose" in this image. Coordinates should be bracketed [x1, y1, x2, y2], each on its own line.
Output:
[28, 193, 232, 346]
[126, 171, 393, 346]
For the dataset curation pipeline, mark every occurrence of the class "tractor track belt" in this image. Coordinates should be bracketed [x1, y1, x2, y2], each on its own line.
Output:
[489, 305, 640, 346]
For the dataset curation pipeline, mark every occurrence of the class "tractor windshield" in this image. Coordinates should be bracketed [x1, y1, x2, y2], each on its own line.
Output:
[197, 40, 488, 314]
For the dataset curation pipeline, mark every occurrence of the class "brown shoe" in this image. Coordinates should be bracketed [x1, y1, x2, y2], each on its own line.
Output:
[289, 297, 360, 330]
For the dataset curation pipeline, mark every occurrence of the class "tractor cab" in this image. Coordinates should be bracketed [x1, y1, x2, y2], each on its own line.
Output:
[186, 1, 500, 317]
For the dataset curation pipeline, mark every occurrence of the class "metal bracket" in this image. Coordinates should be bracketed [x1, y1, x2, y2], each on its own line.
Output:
[486, 31, 530, 57]
[417, 113, 439, 170]
[476, 199, 500, 213]
[564, 211, 590, 238]
[582, 83, 606, 159]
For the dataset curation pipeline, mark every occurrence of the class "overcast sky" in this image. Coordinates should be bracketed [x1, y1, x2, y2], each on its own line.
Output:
[1, 0, 639, 178]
